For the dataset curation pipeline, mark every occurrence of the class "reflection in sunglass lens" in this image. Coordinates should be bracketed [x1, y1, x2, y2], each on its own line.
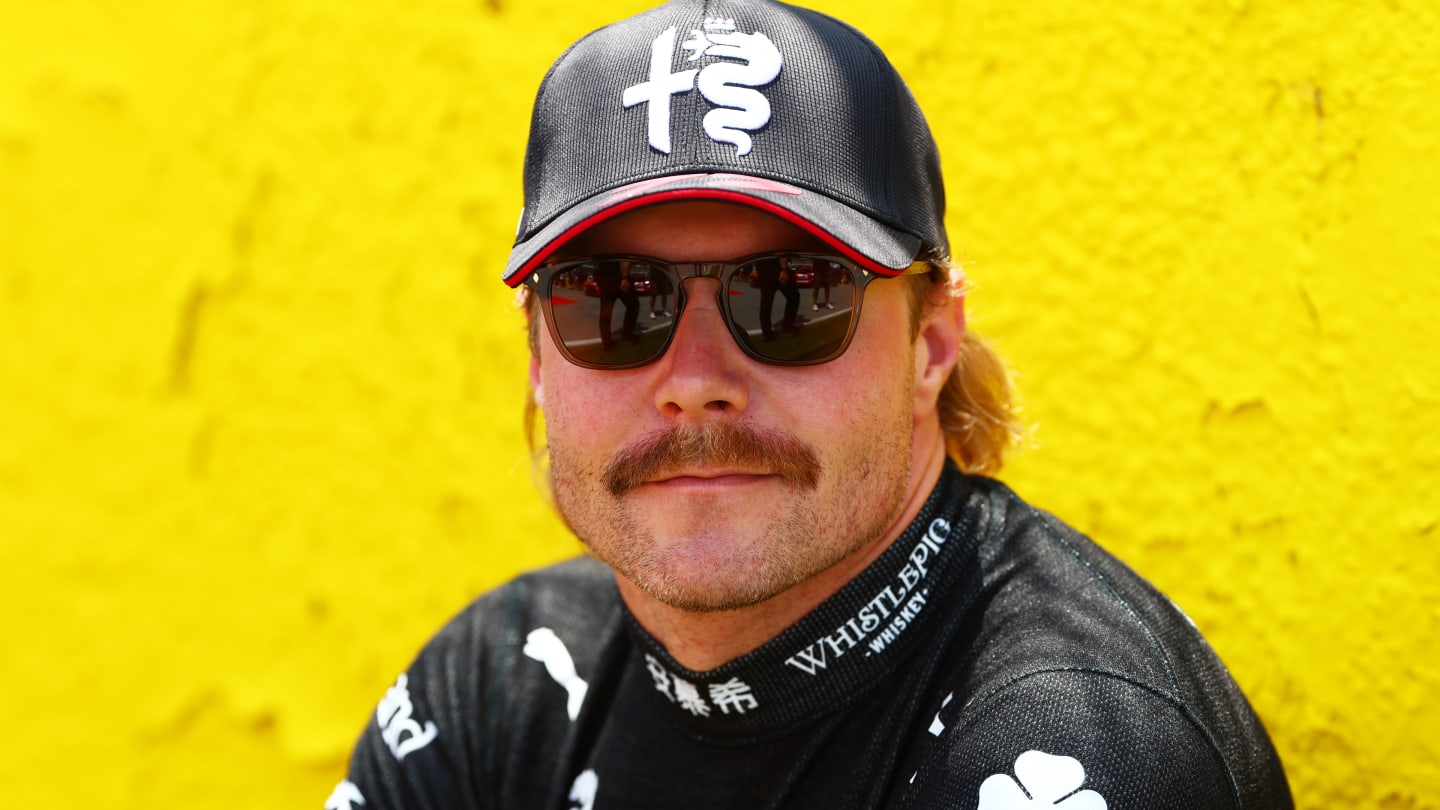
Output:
[547, 261, 679, 366]
[724, 257, 856, 364]
[544, 255, 862, 368]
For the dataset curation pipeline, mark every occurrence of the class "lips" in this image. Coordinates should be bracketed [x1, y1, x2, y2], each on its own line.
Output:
[641, 469, 777, 489]
[647, 467, 771, 483]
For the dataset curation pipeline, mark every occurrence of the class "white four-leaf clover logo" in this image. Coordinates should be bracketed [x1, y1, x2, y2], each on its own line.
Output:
[978, 751, 1107, 809]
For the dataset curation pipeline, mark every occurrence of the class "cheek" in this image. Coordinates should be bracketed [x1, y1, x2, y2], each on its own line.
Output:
[538, 347, 639, 450]
[834, 294, 915, 395]
[774, 312, 915, 446]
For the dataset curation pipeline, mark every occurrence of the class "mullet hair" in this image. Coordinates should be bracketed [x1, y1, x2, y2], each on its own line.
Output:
[905, 257, 1022, 476]
[517, 257, 1022, 478]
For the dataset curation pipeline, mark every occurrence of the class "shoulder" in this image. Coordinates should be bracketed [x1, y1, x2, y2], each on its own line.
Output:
[435, 554, 621, 653]
[956, 478, 1259, 717]
[899, 478, 1291, 809]
[903, 670, 1238, 809]
[339, 556, 623, 809]
[409, 555, 621, 693]
[427, 553, 622, 715]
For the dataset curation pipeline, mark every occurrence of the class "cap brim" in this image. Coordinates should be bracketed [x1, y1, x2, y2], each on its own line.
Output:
[502, 173, 923, 287]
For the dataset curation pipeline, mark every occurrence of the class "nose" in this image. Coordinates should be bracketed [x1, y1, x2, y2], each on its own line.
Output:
[652, 277, 752, 422]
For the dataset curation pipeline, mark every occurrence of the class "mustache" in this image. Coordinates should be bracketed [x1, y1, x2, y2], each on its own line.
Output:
[602, 423, 823, 496]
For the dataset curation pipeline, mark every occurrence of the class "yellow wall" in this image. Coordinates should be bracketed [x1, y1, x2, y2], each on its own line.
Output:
[1, 0, 1435, 806]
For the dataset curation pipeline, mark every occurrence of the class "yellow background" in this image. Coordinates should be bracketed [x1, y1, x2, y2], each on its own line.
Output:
[2, 0, 1436, 806]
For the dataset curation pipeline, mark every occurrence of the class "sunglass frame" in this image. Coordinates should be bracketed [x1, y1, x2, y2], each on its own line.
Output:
[525, 252, 930, 370]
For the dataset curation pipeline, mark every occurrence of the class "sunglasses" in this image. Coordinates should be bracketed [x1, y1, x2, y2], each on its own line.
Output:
[525, 252, 930, 370]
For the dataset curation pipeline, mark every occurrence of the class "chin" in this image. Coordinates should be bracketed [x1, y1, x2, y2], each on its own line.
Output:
[599, 523, 832, 614]
[630, 569, 795, 614]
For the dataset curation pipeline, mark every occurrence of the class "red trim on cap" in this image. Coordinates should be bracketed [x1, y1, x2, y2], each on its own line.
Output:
[505, 185, 905, 287]
[602, 173, 805, 203]
[603, 173, 712, 201]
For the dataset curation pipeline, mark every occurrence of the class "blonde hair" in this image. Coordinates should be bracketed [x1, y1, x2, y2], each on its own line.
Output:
[518, 260, 1022, 476]
[906, 258, 1022, 476]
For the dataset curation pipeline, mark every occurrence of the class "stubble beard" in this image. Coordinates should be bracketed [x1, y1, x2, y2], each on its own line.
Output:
[549, 411, 914, 614]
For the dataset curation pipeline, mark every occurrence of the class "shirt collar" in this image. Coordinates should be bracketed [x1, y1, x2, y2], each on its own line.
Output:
[622, 465, 983, 738]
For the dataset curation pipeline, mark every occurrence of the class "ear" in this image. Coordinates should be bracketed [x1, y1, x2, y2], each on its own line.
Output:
[913, 295, 963, 419]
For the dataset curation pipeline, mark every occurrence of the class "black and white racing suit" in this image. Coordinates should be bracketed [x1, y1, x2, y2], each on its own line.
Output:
[335, 466, 1292, 809]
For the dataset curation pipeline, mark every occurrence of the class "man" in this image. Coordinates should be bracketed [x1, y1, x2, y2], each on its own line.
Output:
[592, 259, 640, 350]
[336, 1, 1292, 807]
[752, 253, 800, 341]
[812, 259, 837, 311]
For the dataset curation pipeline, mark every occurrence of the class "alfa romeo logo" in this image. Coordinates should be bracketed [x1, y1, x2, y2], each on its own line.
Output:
[622, 18, 784, 156]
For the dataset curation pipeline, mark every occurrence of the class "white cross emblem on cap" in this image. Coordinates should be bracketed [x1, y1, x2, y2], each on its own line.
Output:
[622, 23, 783, 156]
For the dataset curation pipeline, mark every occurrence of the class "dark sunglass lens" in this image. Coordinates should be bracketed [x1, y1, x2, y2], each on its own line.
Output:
[724, 257, 856, 364]
[548, 261, 679, 366]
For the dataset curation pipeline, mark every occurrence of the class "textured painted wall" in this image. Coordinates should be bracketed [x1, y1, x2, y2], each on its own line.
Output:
[1, 0, 1435, 807]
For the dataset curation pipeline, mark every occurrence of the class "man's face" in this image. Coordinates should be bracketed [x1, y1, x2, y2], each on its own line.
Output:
[534, 201, 930, 613]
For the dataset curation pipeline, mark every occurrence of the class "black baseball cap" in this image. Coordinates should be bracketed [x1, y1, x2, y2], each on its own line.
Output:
[502, 0, 949, 287]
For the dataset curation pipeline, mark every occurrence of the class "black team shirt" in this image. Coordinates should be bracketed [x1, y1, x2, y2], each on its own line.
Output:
[337, 467, 1293, 809]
